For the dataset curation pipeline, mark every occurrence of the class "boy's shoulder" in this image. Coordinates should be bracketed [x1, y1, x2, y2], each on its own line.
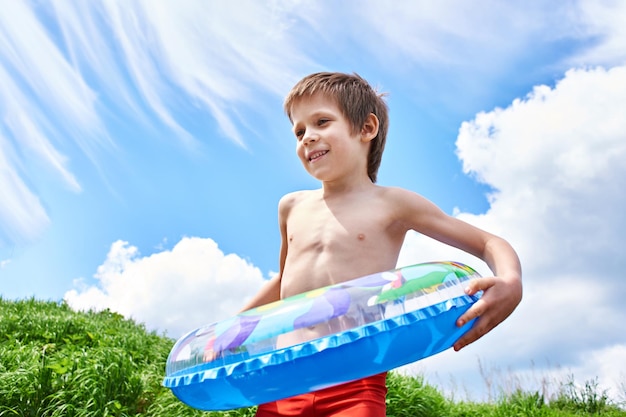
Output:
[278, 189, 319, 212]
[280, 189, 318, 201]
[372, 185, 421, 201]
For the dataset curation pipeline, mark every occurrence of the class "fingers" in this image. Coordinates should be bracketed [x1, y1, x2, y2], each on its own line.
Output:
[452, 276, 522, 351]
[453, 299, 490, 351]
[453, 322, 491, 351]
[464, 276, 496, 296]
[456, 298, 486, 328]
[454, 277, 494, 331]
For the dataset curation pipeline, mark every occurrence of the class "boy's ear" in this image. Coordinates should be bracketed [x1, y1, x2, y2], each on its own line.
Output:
[360, 113, 379, 143]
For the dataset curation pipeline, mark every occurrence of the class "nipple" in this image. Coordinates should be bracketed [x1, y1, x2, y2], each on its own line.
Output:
[357, 233, 365, 241]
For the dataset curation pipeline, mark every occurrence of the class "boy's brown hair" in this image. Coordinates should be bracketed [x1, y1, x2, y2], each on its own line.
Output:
[284, 72, 389, 183]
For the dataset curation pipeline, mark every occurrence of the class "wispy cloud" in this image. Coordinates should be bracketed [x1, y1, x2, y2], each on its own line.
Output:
[0, 1, 107, 153]
[0, 2, 103, 246]
[0, 1, 313, 247]
[3, 1, 625, 248]
[0, 258, 10, 269]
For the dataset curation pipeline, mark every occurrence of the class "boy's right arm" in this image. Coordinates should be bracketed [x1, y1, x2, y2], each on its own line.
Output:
[239, 194, 291, 312]
[239, 273, 281, 312]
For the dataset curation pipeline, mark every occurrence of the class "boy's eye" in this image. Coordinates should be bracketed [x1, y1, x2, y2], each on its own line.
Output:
[295, 129, 305, 139]
[317, 119, 329, 126]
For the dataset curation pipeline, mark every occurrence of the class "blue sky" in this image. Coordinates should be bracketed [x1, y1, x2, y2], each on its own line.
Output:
[1, 0, 626, 402]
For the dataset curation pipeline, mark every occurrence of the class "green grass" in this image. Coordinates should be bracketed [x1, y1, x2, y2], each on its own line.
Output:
[1, 297, 624, 416]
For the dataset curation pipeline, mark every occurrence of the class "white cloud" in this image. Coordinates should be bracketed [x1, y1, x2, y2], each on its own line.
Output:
[398, 64, 626, 401]
[456, 66, 626, 274]
[64, 237, 266, 338]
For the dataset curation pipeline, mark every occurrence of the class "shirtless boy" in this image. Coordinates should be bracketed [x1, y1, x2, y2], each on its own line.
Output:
[243, 72, 522, 417]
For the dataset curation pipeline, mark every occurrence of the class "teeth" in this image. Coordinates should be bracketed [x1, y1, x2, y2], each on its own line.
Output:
[309, 150, 327, 161]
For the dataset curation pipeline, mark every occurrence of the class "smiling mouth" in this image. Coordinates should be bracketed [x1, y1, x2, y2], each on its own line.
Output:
[308, 150, 328, 162]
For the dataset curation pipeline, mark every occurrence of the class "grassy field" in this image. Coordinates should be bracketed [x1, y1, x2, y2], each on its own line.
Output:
[1, 298, 624, 416]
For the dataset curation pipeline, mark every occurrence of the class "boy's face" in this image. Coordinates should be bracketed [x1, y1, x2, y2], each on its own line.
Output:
[290, 93, 369, 182]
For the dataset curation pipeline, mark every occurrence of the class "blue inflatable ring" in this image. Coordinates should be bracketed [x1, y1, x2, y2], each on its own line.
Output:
[163, 261, 481, 410]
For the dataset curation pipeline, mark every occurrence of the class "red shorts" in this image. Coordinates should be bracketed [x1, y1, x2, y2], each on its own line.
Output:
[255, 373, 387, 417]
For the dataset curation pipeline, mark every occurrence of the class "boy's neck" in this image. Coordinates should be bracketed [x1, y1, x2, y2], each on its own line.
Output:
[320, 176, 375, 199]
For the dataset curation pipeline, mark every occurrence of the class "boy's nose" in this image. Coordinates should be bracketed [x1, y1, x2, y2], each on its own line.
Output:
[303, 131, 318, 145]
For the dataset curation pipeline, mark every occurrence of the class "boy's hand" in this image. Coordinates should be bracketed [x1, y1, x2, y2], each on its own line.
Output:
[452, 275, 522, 351]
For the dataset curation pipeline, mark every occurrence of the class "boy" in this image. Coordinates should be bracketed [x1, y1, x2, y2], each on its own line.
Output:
[243, 72, 522, 417]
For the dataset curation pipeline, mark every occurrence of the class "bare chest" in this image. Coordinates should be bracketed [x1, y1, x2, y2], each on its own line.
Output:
[280, 191, 408, 296]
[285, 199, 390, 254]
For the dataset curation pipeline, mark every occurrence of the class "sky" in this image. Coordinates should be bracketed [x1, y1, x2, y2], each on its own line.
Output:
[1, 0, 625, 403]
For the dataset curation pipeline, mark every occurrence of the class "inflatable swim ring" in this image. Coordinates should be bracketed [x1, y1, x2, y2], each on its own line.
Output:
[163, 261, 481, 410]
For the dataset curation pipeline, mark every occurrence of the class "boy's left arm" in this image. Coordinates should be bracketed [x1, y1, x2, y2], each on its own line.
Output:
[393, 188, 522, 351]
